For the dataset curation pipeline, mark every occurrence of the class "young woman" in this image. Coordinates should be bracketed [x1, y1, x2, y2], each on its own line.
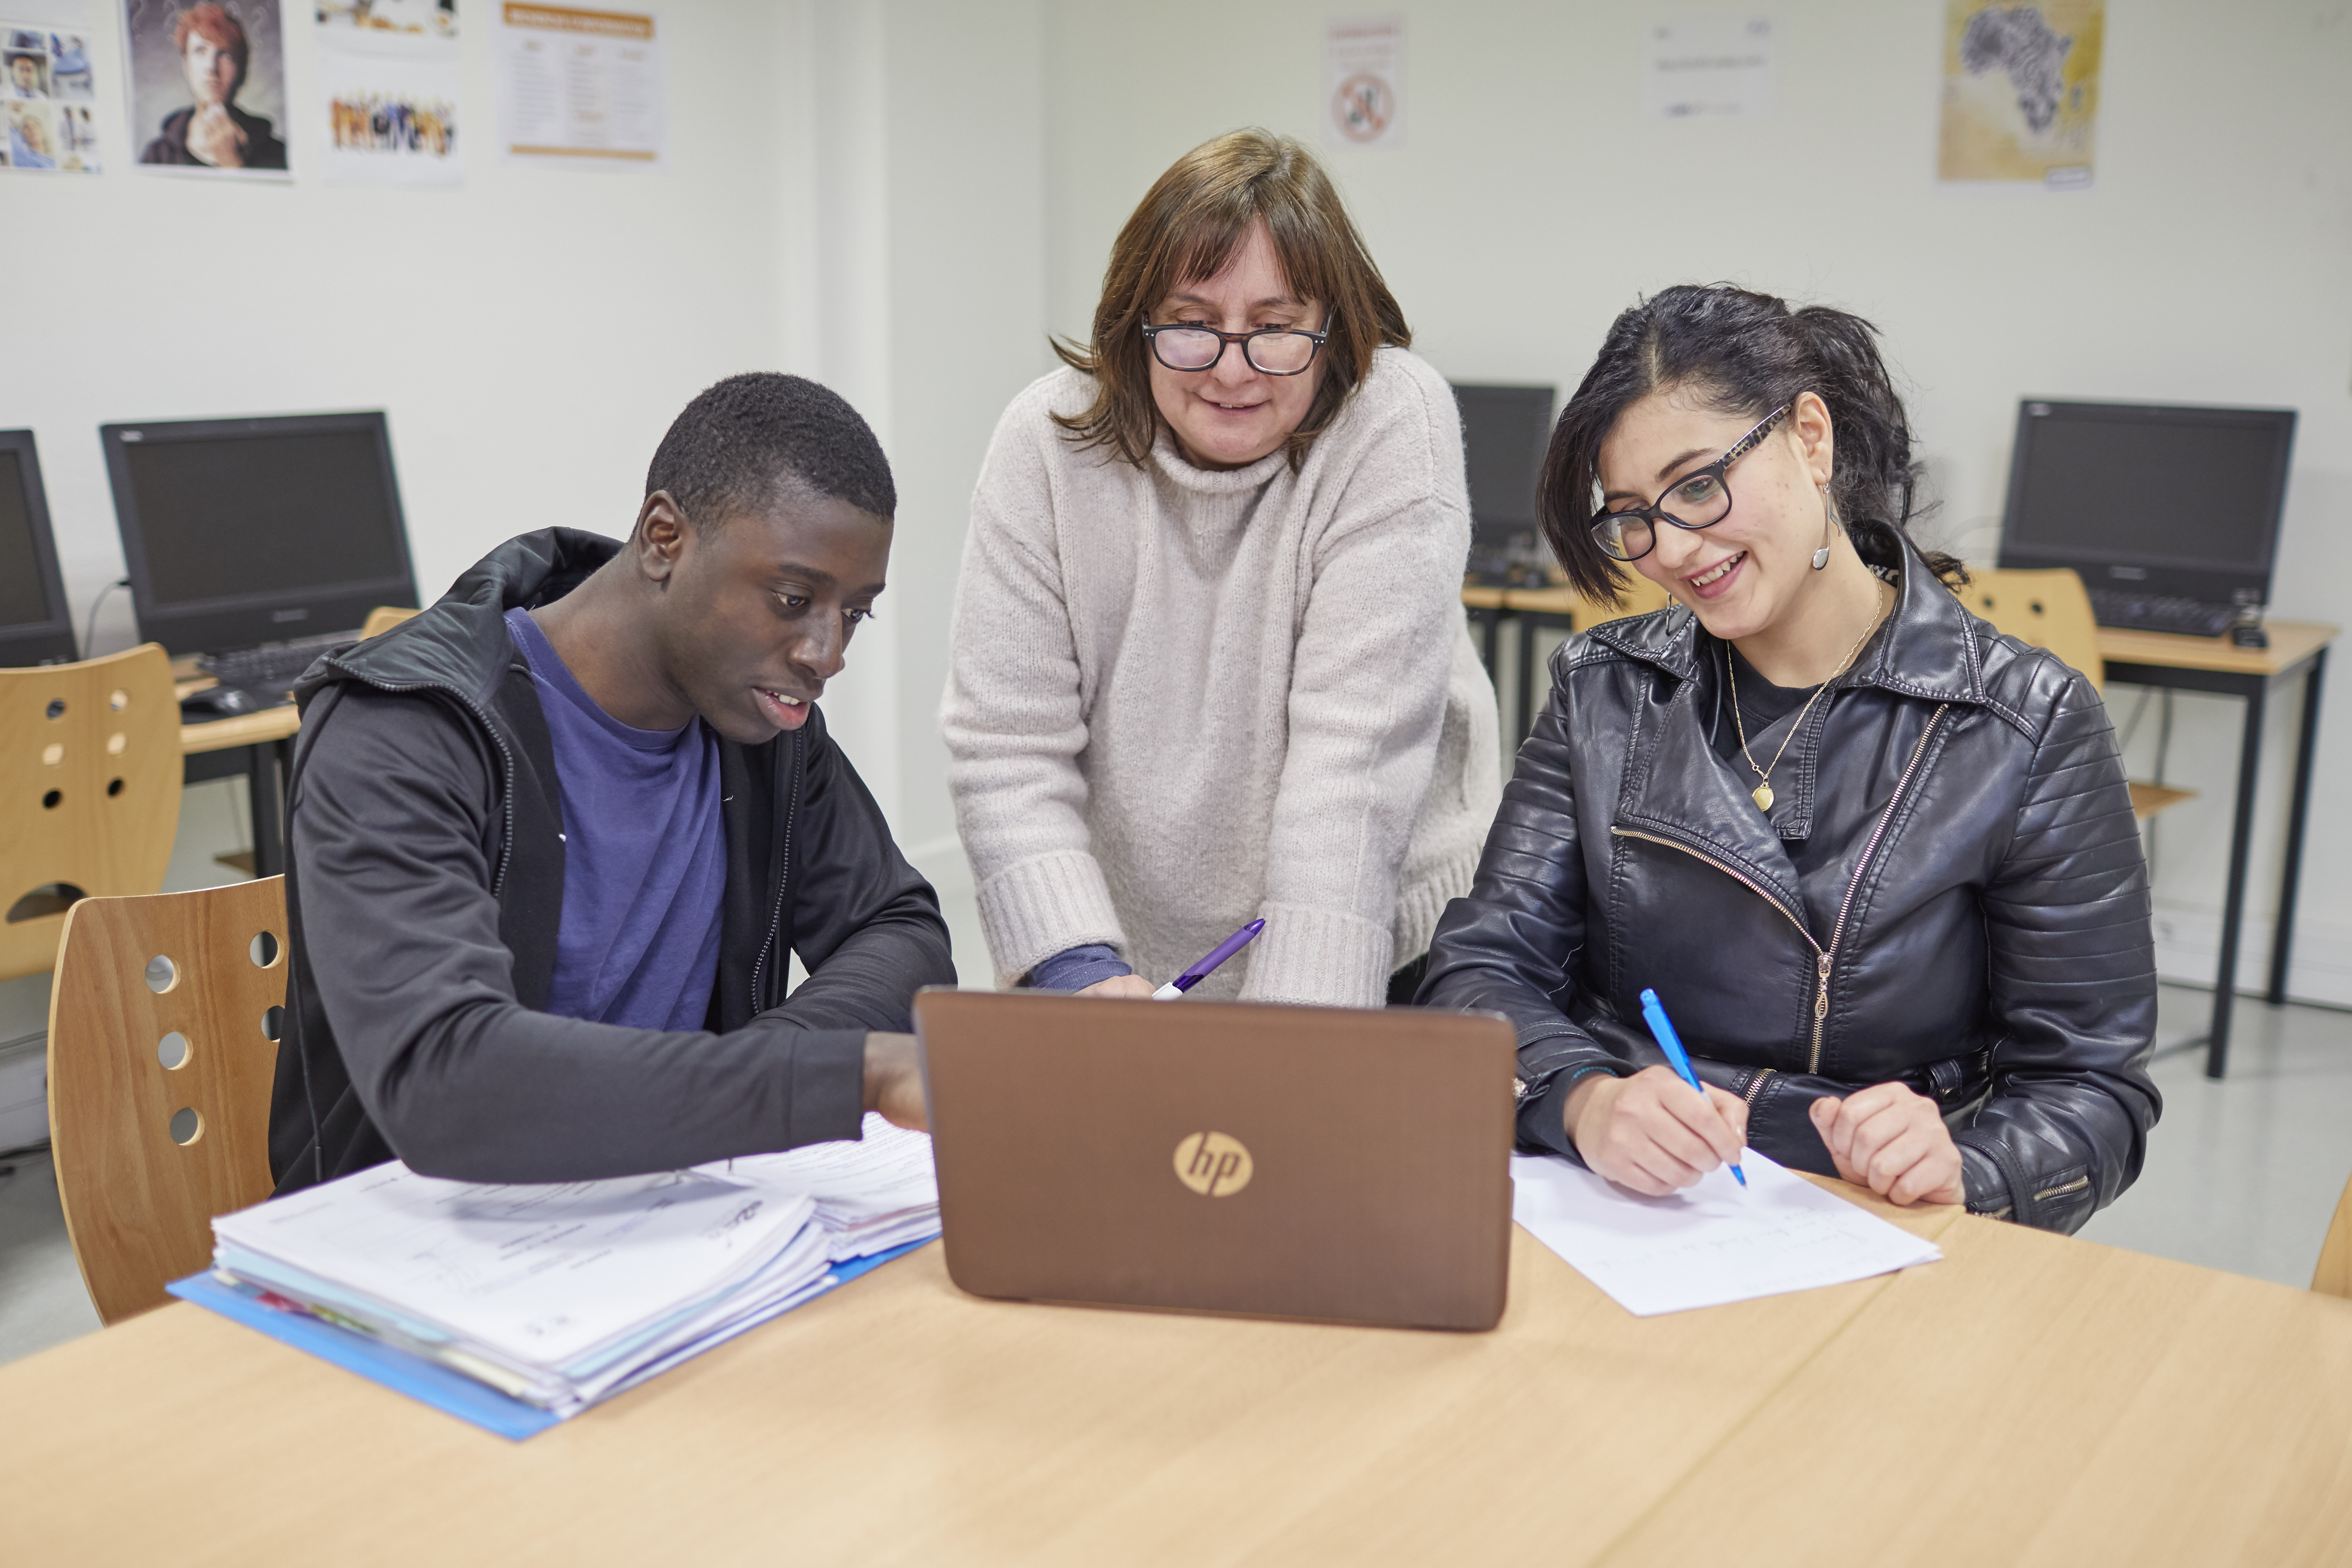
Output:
[1421, 284, 2159, 1232]
[943, 128, 1499, 1007]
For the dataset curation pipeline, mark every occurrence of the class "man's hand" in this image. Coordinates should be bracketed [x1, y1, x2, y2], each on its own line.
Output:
[1075, 974, 1156, 999]
[861, 1031, 926, 1132]
[1808, 1084, 1964, 1206]
[1563, 1066, 1748, 1196]
[185, 103, 247, 167]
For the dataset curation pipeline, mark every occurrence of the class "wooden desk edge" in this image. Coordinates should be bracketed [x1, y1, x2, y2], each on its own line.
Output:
[2096, 618, 2337, 677]
[180, 705, 302, 755]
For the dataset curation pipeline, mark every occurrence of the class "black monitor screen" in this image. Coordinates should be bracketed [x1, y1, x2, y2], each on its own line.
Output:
[0, 451, 47, 628]
[2004, 403, 2293, 578]
[120, 429, 409, 607]
[1454, 385, 1554, 533]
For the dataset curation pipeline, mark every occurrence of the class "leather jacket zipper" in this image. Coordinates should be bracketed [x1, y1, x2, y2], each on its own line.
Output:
[748, 729, 805, 1011]
[1612, 702, 1948, 1075]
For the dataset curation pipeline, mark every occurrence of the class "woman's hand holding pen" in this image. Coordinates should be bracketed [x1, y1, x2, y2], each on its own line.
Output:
[1563, 1067, 1749, 1196]
[1808, 1085, 1965, 1207]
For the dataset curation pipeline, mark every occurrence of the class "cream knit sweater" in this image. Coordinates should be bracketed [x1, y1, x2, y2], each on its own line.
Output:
[941, 346, 1501, 1007]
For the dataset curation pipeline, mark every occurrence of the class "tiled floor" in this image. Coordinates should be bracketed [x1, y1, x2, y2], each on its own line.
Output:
[3, 781, 2348, 1369]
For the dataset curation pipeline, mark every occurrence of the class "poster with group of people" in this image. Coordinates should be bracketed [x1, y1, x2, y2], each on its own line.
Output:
[317, 0, 461, 186]
[3, 22, 99, 173]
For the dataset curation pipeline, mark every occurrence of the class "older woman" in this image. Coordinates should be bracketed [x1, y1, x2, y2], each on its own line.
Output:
[1422, 284, 2159, 1233]
[943, 128, 1499, 1007]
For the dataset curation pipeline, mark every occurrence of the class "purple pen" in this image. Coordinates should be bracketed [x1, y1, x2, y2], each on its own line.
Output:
[1151, 919, 1266, 999]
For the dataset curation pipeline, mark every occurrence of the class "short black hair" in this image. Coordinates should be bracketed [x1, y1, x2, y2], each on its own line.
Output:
[645, 373, 895, 526]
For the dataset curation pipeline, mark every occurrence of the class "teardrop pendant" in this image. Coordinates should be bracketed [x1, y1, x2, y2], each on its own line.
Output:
[1751, 781, 1775, 812]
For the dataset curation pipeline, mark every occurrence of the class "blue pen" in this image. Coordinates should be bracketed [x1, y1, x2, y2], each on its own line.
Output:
[1151, 919, 1266, 999]
[1637, 987, 1746, 1187]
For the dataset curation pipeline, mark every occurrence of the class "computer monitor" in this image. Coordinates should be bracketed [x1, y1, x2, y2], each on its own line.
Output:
[1997, 399, 2295, 608]
[100, 411, 419, 657]
[1453, 384, 1555, 584]
[0, 430, 79, 667]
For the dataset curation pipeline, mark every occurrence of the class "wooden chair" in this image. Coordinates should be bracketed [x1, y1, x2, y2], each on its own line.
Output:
[1958, 568, 2193, 822]
[0, 645, 184, 983]
[2316, 1168, 2352, 1299]
[1562, 569, 1673, 632]
[47, 877, 287, 1324]
[360, 605, 420, 640]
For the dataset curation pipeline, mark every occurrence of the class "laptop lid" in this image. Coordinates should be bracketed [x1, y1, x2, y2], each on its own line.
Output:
[914, 990, 1516, 1332]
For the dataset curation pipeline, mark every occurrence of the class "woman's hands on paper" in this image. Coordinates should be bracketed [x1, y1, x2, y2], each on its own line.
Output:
[1808, 1083, 1964, 1206]
[1075, 974, 1157, 999]
[1564, 1066, 1749, 1196]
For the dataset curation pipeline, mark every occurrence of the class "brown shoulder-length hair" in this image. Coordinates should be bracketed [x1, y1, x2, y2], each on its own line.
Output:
[1053, 128, 1410, 469]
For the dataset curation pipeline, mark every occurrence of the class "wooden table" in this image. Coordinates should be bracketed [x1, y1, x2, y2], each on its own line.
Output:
[177, 683, 301, 879]
[2096, 621, 2336, 1077]
[3, 1184, 2346, 1565]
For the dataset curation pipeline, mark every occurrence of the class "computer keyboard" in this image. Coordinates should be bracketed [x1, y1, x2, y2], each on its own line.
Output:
[2085, 589, 2237, 639]
[197, 632, 353, 692]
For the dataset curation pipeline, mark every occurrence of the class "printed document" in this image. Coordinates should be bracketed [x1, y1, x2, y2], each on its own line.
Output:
[1511, 1150, 1941, 1316]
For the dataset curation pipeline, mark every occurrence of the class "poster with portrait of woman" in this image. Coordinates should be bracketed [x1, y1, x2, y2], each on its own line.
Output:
[124, 0, 291, 175]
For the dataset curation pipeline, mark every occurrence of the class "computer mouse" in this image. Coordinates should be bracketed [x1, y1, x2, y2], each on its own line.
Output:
[181, 684, 260, 719]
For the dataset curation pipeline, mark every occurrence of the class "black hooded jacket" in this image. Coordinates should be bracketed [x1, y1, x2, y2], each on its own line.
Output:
[268, 529, 954, 1192]
[1421, 536, 2160, 1233]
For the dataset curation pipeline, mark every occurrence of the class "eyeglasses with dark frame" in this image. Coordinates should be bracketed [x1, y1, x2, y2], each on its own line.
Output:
[1140, 317, 1331, 377]
[1589, 403, 1793, 563]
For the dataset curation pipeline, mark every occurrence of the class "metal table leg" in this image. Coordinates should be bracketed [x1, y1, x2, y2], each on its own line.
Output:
[2266, 646, 2327, 1006]
[248, 738, 290, 879]
[2206, 683, 2269, 1078]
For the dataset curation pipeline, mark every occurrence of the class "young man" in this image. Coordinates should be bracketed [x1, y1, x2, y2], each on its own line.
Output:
[269, 374, 952, 1192]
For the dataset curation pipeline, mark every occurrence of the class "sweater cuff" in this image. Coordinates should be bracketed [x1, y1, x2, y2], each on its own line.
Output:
[1026, 943, 1134, 992]
[975, 850, 1128, 988]
[784, 1028, 867, 1148]
[1239, 903, 1394, 1008]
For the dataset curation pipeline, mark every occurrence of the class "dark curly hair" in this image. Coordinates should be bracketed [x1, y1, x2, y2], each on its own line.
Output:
[646, 373, 895, 526]
[1539, 283, 1960, 603]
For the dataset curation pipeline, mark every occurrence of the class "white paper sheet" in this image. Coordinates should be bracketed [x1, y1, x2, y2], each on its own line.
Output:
[1511, 1150, 1940, 1316]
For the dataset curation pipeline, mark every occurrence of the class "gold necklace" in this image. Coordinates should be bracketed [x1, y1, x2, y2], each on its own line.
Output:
[1725, 585, 1889, 813]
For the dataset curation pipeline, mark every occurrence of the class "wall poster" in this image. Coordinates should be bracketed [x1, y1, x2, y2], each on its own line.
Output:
[1937, 0, 2102, 187]
[124, 0, 290, 175]
[317, 0, 463, 186]
[496, 1, 661, 167]
[3, 18, 101, 172]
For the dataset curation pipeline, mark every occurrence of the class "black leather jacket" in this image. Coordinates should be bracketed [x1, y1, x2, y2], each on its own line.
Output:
[1421, 540, 2159, 1232]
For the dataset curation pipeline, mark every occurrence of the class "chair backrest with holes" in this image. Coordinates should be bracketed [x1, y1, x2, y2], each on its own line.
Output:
[360, 605, 420, 640]
[1956, 568, 2106, 694]
[0, 643, 183, 982]
[46, 877, 288, 1324]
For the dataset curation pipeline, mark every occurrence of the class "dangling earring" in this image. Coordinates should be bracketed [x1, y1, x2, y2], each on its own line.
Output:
[1813, 488, 1836, 571]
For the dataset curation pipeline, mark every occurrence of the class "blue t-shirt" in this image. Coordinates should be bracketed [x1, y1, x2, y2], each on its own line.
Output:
[506, 608, 726, 1031]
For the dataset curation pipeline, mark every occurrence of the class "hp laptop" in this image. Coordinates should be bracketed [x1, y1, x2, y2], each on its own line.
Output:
[914, 990, 1516, 1332]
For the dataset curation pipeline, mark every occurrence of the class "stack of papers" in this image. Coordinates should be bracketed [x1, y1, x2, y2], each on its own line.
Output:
[1510, 1150, 1942, 1316]
[204, 1114, 940, 1418]
[703, 1113, 940, 1260]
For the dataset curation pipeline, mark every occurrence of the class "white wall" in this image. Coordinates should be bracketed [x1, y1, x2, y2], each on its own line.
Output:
[7, 0, 802, 653]
[1043, 0, 2352, 1002]
[3, 0, 1044, 883]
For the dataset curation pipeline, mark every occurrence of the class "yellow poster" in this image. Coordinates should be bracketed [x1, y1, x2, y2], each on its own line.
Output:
[1936, 0, 2102, 187]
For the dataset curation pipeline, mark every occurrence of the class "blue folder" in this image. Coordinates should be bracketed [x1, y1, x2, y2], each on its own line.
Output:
[168, 1236, 936, 1441]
